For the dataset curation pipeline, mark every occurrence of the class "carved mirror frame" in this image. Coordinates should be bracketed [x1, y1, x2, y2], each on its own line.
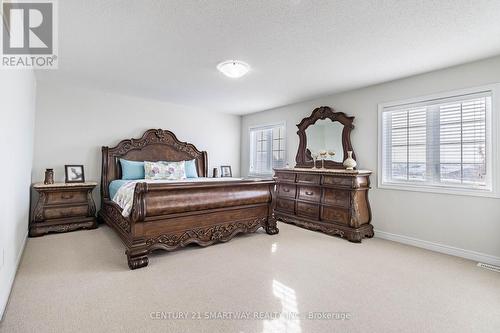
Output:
[295, 106, 356, 169]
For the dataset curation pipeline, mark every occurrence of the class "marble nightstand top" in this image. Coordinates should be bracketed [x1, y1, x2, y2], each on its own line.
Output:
[33, 182, 98, 189]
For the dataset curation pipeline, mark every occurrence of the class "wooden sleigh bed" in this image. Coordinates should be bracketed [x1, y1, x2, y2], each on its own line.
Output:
[98, 129, 279, 269]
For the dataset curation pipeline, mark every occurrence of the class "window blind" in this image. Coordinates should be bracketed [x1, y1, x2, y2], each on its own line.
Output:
[249, 124, 285, 175]
[381, 91, 491, 191]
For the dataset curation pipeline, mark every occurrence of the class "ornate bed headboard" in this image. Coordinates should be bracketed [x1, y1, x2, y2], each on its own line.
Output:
[101, 129, 208, 199]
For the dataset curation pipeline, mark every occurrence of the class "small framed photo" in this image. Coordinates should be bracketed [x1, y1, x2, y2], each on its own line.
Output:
[220, 165, 232, 178]
[65, 165, 85, 183]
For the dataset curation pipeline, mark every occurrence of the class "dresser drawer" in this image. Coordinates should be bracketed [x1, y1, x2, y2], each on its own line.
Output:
[323, 189, 350, 207]
[297, 173, 321, 184]
[276, 198, 295, 213]
[275, 172, 296, 182]
[278, 183, 296, 198]
[43, 204, 89, 220]
[323, 176, 352, 187]
[297, 202, 319, 219]
[297, 185, 321, 202]
[321, 207, 349, 225]
[46, 190, 88, 205]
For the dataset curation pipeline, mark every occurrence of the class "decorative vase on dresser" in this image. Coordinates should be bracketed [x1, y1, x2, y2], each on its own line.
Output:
[30, 182, 98, 237]
[343, 151, 357, 170]
[273, 106, 374, 242]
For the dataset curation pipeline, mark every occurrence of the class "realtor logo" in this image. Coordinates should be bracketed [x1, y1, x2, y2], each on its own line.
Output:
[1, 0, 58, 68]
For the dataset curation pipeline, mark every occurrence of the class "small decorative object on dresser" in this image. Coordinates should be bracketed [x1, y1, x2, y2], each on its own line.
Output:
[44, 168, 54, 184]
[30, 182, 97, 237]
[65, 165, 85, 183]
[274, 106, 373, 242]
[220, 165, 232, 177]
[213, 167, 220, 178]
[343, 151, 357, 170]
[311, 151, 318, 169]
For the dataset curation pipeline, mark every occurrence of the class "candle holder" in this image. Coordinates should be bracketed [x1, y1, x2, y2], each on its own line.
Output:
[319, 150, 327, 169]
[311, 152, 318, 169]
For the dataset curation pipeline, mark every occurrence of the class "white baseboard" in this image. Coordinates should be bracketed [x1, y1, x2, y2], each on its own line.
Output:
[375, 230, 500, 266]
[0, 231, 28, 321]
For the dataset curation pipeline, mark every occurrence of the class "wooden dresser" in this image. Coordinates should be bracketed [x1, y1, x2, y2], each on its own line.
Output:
[273, 168, 373, 242]
[30, 182, 98, 237]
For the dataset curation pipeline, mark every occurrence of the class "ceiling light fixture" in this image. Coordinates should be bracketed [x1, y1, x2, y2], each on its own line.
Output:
[217, 60, 250, 78]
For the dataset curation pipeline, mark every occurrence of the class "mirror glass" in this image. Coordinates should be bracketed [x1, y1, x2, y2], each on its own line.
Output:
[305, 119, 344, 162]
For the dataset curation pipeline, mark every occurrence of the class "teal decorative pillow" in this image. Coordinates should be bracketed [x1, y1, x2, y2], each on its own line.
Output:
[144, 161, 186, 180]
[185, 159, 198, 178]
[120, 159, 145, 180]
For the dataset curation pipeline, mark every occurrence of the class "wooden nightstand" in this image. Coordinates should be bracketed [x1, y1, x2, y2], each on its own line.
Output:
[30, 182, 98, 237]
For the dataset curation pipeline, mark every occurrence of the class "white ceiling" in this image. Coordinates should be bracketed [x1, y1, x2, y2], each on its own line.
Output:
[36, 0, 500, 114]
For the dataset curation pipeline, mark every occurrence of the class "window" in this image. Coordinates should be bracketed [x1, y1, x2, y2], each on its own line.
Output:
[249, 123, 286, 176]
[379, 87, 498, 197]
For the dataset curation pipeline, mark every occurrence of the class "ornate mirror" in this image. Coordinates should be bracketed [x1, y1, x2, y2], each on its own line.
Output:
[295, 106, 356, 169]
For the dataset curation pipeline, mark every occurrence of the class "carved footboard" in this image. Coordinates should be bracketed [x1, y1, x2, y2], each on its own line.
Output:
[99, 180, 278, 269]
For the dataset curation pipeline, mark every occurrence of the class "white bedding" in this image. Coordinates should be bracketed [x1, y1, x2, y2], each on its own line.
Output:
[112, 178, 244, 217]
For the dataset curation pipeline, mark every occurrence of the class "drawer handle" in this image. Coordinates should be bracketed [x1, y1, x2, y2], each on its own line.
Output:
[283, 188, 290, 192]
[61, 193, 74, 200]
[305, 191, 314, 196]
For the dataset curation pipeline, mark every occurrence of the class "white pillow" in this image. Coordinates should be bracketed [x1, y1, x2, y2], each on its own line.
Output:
[144, 161, 186, 180]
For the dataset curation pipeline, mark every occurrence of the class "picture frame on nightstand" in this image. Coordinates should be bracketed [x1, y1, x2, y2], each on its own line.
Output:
[65, 165, 85, 183]
[220, 165, 232, 177]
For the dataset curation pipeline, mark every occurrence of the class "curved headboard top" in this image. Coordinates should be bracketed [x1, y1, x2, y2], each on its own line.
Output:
[101, 129, 208, 199]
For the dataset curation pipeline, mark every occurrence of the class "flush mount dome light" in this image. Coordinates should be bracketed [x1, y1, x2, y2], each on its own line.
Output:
[217, 60, 250, 78]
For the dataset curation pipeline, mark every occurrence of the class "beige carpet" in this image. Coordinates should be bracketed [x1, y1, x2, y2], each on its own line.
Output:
[1, 222, 499, 333]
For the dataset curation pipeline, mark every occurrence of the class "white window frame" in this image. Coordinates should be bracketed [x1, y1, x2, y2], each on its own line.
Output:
[248, 122, 286, 177]
[378, 84, 500, 198]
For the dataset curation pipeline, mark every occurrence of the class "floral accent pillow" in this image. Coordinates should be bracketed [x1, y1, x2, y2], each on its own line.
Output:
[144, 161, 186, 180]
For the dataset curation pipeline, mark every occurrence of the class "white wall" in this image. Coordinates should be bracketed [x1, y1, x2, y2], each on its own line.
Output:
[0, 71, 36, 319]
[241, 55, 500, 260]
[34, 82, 241, 208]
